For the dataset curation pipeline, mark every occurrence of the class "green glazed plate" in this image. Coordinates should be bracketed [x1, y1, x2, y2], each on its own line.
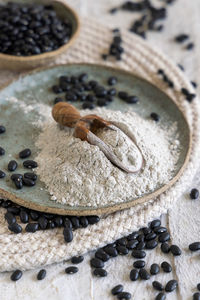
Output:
[0, 64, 191, 216]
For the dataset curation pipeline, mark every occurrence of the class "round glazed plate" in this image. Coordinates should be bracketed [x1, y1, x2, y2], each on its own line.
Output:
[0, 64, 191, 215]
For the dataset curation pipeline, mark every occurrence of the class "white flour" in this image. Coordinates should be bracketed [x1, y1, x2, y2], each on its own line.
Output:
[34, 107, 180, 207]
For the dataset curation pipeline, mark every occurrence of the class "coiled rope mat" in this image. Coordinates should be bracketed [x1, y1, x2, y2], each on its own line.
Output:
[1, 18, 200, 272]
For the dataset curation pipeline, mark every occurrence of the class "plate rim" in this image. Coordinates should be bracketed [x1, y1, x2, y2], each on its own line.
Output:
[0, 63, 192, 216]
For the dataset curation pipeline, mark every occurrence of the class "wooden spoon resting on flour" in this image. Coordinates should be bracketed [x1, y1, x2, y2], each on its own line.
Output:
[52, 102, 143, 173]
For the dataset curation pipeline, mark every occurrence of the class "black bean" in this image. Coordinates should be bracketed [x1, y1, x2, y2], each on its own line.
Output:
[71, 256, 84, 264]
[95, 249, 110, 262]
[25, 223, 39, 233]
[0, 170, 6, 178]
[79, 73, 88, 83]
[141, 227, 152, 235]
[145, 232, 157, 240]
[104, 246, 118, 257]
[165, 280, 178, 292]
[139, 268, 150, 280]
[87, 215, 100, 225]
[127, 239, 138, 250]
[0, 147, 5, 156]
[63, 227, 73, 243]
[116, 238, 127, 246]
[54, 97, 63, 104]
[47, 220, 55, 229]
[108, 76, 117, 86]
[94, 86, 107, 97]
[112, 284, 124, 295]
[106, 95, 114, 102]
[193, 293, 200, 300]
[197, 283, 200, 291]
[8, 160, 18, 172]
[130, 268, 139, 281]
[0, 125, 6, 134]
[186, 42, 194, 50]
[93, 268, 107, 277]
[170, 245, 181, 256]
[10, 270, 23, 281]
[79, 216, 89, 228]
[150, 113, 160, 122]
[14, 177, 23, 189]
[24, 173, 37, 181]
[137, 234, 145, 242]
[37, 269, 46, 280]
[153, 281, 164, 291]
[86, 94, 96, 103]
[23, 160, 38, 169]
[126, 96, 139, 104]
[132, 249, 146, 258]
[7, 207, 20, 215]
[117, 292, 131, 300]
[11, 174, 23, 181]
[23, 178, 35, 187]
[161, 242, 170, 253]
[52, 85, 62, 94]
[63, 217, 72, 229]
[65, 266, 78, 274]
[127, 231, 139, 240]
[191, 81, 197, 88]
[190, 188, 199, 200]
[155, 292, 166, 300]
[151, 219, 161, 229]
[71, 216, 80, 229]
[150, 263, 160, 275]
[154, 227, 167, 234]
[146, 239, 158, 249]
[175, 34, 189, 43]
[136, 241, 145, 250]
[109, 7, 118, 14]
[158, 232, 170, 243]
[116, 245, 129, 255]
[20, 210, 29, 223]
[8, 223, 22, 234]
[54, 216, 63, 227]
[189, 242, 200, 251]
[30, 211, 39, 221]
[186, 93, 196, 103]
[38, 216, 48, 230]
[161, 261, 172, 273]
[19, 148, 31, 159]
[5, 212, 16, 225]
[118, 91, 128, 100]
[178, 64, 185, 71]
[133, 260, 145, 269]
[108, 88, 116, 96]
[82, 102, 95, 109]
[97, 98, 108, 107]
[90, 258, 104, 268]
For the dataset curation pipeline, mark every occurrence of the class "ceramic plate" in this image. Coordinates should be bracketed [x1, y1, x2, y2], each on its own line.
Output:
[0, 64, 191, 215]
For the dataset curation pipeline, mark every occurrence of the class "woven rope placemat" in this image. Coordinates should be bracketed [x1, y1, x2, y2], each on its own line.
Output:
[0, 18, 200, 272]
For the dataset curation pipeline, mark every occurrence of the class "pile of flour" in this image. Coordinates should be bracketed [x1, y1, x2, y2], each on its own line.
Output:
[34, 107, 180, 207]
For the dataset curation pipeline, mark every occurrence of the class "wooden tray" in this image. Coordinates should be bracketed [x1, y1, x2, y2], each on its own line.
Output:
[0, 64, 191, 215]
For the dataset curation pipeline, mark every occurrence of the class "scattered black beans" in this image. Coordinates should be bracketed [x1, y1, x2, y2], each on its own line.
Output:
[25, 223, 39, 233]
[178, 64, 185, 71]
[191, 81, 197, 88]
[151, 219, 161, 229]
[175, 34, 189, 43]
[117, 292, 131, 300]
[150, 263, 160, 275]
[20, 210, 29, 223]
[170, 245, 182, 256]
[153, 281, 164, 291]
[165, 279, 178, 292]
[87, 215, 100, 225]
[0, 125, 6, 134]
[95, 249, 110, 262]
[112, 284, 124, 295]
[93, 268, 107, 277]
[24, 173, 37, 181]
[11, 174, 23, 181]
[104, 246, 118, 257]
[102, 29, 124, 61]
[161, 261, 172, 273]
[0, 3, 72, 56]
[189, 242, 200, 252]
[193, 293, 200, 300]
[5, 212, 16, 225]
[155, 292, 166, 300]
[190, 189, 199, 200]
[23, 160, 38, 169]
[19, 148, 31, 159]
[90, 258, 104, 269]
[130, 269, 139, 281]
[161, 242, 170, 254]
[108, 76, 117, 86]
[136, 241, 145, 250]
[139, 268, 150, 280]
[14, 177, 23, 189]
[132, 249, 146, 259]
[0, 147, 5, 156]
[71, 256, 84, 264]
[10, 270, 23, 281]
[154, 227, 167, 234]
[8, 222, 22, 234]
[37, 269, 46, 280]
[146, 239, 158, 249]
[186, 42, 194, 50]
[65, 266, 78, 275]
[116, 245, 129, 255]
[23, 178, 36, 187]
[150, 113, 160, 122]
[8, 160, 18, 172]
[127, 239, 138, 250]
[0, 170, 6, 178]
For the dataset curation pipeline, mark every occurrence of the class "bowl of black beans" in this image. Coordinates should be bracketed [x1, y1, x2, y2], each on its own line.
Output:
[0, 0, 80, 71]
